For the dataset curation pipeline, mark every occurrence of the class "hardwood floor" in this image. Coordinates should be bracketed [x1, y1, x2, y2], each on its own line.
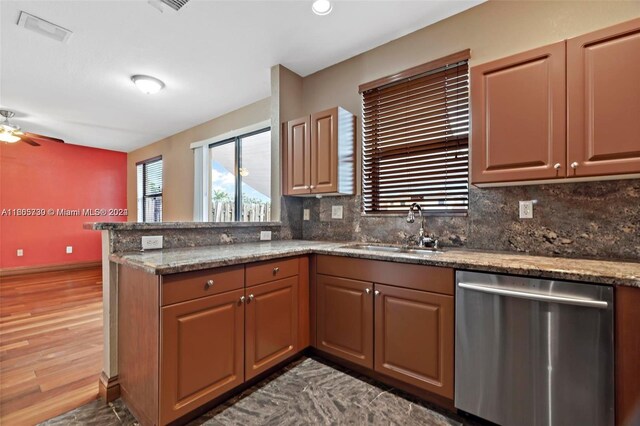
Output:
[0, 267, 103, 425]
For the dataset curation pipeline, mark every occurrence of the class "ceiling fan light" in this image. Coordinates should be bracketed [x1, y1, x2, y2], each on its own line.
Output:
[0, 132, 21, 143]
[131, 75, 165, 95]
[312, 0, 332, 16]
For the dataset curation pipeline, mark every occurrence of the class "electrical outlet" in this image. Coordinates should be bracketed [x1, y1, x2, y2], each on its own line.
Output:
[303, 209, 310, 221]
[141, 236, 163, 250]
[519, 201, 534, 219]
[66, 246, 73, 254]
[331, 205, 344, 219]
[260, 231, 272, 241]
[17, 249, 23, 257]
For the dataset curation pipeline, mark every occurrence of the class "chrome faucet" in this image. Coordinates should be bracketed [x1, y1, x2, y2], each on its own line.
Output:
[406, 203, 439, 249]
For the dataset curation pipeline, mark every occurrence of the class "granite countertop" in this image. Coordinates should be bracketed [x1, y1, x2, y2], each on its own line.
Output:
[109, 240, 640, 288]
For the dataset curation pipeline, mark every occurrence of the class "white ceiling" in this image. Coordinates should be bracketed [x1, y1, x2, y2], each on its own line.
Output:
[0, 0, 482, 152]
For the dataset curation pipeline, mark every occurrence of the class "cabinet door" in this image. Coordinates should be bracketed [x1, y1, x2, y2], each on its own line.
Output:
[245, 277, 299, 380]
[316, 274, 373, 368]
[471, 42, 566, 183]
[374, 284, 454, 399]
[310, 108, 339, 193]
[286, 117, 311, 195]
[160, 289, 245, 424]
[567, 18, 640, 177]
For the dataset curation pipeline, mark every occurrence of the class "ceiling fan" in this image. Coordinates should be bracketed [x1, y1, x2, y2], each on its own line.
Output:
[0, 110, 65, 147]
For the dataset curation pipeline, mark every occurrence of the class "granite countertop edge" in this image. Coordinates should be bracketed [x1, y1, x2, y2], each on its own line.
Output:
[108, 241, 640, 288]
[85, 221, 284, 231]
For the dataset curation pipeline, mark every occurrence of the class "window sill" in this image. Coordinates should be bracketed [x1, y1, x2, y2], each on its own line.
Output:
[88, 221, 283, 231]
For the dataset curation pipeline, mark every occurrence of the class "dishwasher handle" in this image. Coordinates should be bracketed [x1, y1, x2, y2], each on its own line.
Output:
[458, 282, 609, 309]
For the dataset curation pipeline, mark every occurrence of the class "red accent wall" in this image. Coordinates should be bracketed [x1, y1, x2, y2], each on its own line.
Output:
[0, 139, 127, 269]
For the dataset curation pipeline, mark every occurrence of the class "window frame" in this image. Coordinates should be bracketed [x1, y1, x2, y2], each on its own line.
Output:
[208, 127, 271, 222]
[136, 155, 163, 223]
[359, 50, 470, 216]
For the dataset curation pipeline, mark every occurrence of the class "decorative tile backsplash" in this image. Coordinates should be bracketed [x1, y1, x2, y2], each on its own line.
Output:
[301, 179, 640, 261]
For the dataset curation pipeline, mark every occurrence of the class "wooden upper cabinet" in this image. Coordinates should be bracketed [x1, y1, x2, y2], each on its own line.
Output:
[471, 42, 567, 184]
[245, 277, 299, 381]
[284, 107, 355, 196]
[567, 18, 640, 177]
[316, 274, 373, 369]
[374, 284, 454, 399]
[285, 117, 311, 195]
[160, 289, 245, 424]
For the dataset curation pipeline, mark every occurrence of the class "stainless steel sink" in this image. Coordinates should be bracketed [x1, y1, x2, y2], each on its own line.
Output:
[341, 244, 442, 255]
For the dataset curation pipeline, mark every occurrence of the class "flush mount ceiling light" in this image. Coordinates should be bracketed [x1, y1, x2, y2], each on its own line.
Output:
[312, 0, 333, 16]
[131, 75, 165, 95]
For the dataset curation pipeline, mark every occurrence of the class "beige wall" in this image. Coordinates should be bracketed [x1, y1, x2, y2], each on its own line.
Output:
[127, 97, 271, 221]
[301, 0, 640, 191]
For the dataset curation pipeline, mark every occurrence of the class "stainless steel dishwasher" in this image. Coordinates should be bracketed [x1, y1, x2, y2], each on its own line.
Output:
[455, 271, 614, 426]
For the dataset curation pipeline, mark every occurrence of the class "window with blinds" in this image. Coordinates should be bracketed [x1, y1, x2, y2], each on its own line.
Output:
[136, 156, 163, 222]
[360, 50, 470, 215]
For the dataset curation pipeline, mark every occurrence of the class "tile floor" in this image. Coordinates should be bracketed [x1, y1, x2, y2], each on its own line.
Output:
[42, 356, 484, 425]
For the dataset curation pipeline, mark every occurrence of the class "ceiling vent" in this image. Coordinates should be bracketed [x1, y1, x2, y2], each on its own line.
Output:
[159, 0, 190, 11]
[17, 11, 72, 43]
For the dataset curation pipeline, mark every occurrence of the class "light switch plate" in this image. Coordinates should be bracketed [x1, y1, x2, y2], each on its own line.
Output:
[66, 246, 73, 254]
[331, 205, 344, 219]
[260, 231, 272, 241]
[142, 236, 163, 250]
[303, 209, 310, 221]
[519, 201, 534, 219]
[17, 249, 23, 257]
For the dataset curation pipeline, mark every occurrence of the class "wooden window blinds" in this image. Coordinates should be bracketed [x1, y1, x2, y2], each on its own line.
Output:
[360, 50, 470, 215]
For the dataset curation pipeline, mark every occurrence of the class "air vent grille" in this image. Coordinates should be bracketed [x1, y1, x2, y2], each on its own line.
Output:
[159, 0, 190, 11]
[17, 11, 72, 43]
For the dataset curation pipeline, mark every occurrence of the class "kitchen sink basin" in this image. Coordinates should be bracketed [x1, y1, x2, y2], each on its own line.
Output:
[341, 244, 442, 255]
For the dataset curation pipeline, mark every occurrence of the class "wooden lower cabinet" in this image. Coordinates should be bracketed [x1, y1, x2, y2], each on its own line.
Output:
[316, 274, 373, 368]
[374, 284, 454, 399]
[160, 289, 245, 424]
[245, 277, 299, 380]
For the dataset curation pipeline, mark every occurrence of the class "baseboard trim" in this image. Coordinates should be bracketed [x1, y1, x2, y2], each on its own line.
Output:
[98, 372, 120, 403]
[0, 261, 102, 277]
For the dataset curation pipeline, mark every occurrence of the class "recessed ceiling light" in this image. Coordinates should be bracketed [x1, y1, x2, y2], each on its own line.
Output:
[131, 75, 165, 95]
[312, 0, 332, 16]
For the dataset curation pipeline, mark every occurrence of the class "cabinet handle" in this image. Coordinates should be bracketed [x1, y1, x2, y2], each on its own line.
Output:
[554, 163, 561, 170]
[239, 296, 246, 303]
[248, 294, 254, 302]
[205, 280, 214, 289]
[374, 290, 380, 297]
[570, 162, 579, 169]
[273, 267, 280, 275]
[365, 288, 371, 294]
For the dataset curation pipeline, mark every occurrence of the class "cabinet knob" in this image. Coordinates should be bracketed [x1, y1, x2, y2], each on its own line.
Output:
[248, 294, 254, 302]
[273, 267, 280, 275]
[554, 163, 561, 170]
[205, 280, 214, 289]
[374, 290, 380, 297]
[310, 185, 315, 189]
[239, 296, 246, 303]
[570, 162, 579, 169]
[304, 185, 310, 189]
[365, 288, 371, 294]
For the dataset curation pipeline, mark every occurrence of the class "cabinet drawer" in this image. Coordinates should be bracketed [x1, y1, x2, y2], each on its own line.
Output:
[161, 265, 244, 306]
[246, 257, 299, 287]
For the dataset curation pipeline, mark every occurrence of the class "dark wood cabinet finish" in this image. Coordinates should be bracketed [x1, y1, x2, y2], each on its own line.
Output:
[284, 107, 355, 196]
[161, 265, 244, 306]
[471, 42, 567, 184]
[160, 290, 245, 424]
[245, 257, 299, 287]
[245, 277, 299, 380]
[285, 116, 311, 195]
[615, 286, 640, 426]
[567, 18, 640, 178]
[374, 284, 454, 399]
[316, 274, 373, 368]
